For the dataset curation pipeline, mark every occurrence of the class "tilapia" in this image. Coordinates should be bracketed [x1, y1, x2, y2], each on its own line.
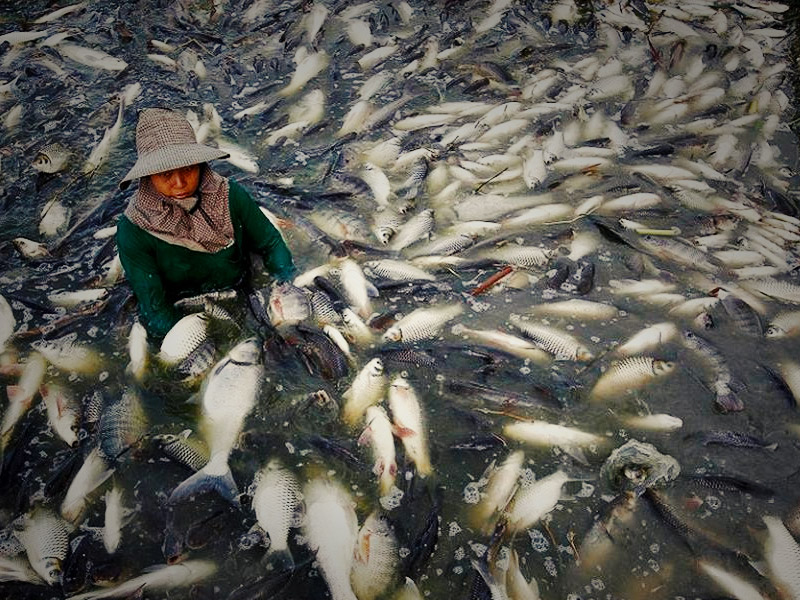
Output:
[471, 450, 524, 530]
[169, 339, 263, 506]
[2, 351, 46, 448]
[32, 336, 100, 374]
[32, 143, 70, 173]
[388, 377, 431, 476]
[103, 487, 124, 555]
[61, 447, 114, 523]
[267, 282, 312, 327]
[98, 388, 147, 461]
[41, 382, 80, 447]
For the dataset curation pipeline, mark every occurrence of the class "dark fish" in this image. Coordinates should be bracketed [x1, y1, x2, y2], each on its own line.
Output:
[762, 364, 798, 410]
[545, 260, 570, 289]
[313, 276, 347, 311]
[687, 430, 777, 451]
[570, 259, 595, 295]
[63, 533, 120, 595]
[306, 435, 362, 468]
[682, 474, 774, 497]
[379, 347, 438, 370]
[718, 292, 762, 336]
[154, 430, 209, 472]
[449, 434, 506, 451]
[176, 340, 217, 381]
[447, 380, 560, 410]
[401, 487, 443, 580]
[288, 324, 349, 380]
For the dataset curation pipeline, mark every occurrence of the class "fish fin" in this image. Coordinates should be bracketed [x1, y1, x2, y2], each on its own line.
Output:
[357, 426, 372, 446]
[372, 458, 384, 477]
[55, 394, 66, 418]
[393, 425, 416, 439]
[365, 281, 380, 298]
[559, 444, 589, 465]
[168, 461, 240, 508]
[766, 442, 778, 451]
[5, 385, 22, 402]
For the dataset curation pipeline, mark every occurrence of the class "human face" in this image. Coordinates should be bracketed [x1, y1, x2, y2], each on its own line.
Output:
[149, 164, 201, 199]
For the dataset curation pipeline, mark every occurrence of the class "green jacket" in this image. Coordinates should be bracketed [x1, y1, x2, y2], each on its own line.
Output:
[117, 179, 295, 339]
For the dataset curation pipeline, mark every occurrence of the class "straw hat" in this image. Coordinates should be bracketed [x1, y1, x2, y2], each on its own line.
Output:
[119, 108, 229, 190]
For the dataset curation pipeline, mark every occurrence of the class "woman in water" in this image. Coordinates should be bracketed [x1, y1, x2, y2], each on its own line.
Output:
[117, 107, 295, 339]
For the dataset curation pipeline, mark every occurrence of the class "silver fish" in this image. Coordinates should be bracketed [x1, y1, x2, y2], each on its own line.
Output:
[15, 509, 70, 586]
[590, 357, 675, 402]
[32, 143, 70, 173]
[268, 282, 312, 327]
[509, 316, 594, 361]
[351, 512, 398, 600]
[383, 303, 463, 343]
[251, 459, 301, 569]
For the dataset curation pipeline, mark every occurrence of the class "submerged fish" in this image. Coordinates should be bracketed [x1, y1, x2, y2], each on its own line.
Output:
[388, 376, 432, 477]
[251, 459, 301, 569]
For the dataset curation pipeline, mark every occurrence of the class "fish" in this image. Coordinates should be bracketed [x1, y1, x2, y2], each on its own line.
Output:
[250, 459, 301, 569]
[358, 406, 397, 496]
[159, 313, 210, 365]
[278, 49, 329, 97]
[0, 294, 14, 352]
[103, 487, 124, 555]
[267, 282, 312, 327]
[389, 209, 435, 251]
[342, 358, 386, 426]
[302, 479, 359, 600]
[383, 303, 463, 343]
[40, 382, 80, 447]
[505, 548, 540, 600]
[743, 278, 800, 304]
[39, 198, 71, 237]
[31, 336, 101, 374]
[84, 96, 124, 174]
[56, 43, 128, 71]
[365, 259, 435, 282]
[126, 321, 147, 381]
[475, 245, 552, 268]
[681, 330, 743, 412]
[762, 516, 800, 600]
[388, 376, 432, 477]
[504, 421, 604, 451]
[341, 307, 374, 346]
[169, 339, 263, 506]
[12, 237, 50, 259]
[48, 288, 108, 308]
[590, 357, 676, 401]
[32, 143, 70, 173]
[623, 414, 683, 432]
[689, 430, 777, 451]
[15, 509, 70, 586]
[698, 560, 767, 600]
[351, 512, 398, 600]
[66, 560, 217, 600]
[616, 322, 678, 356]
[471, 450, 524, 531]
[395, 577, 423, 600]
[505, 469, 570, 533]
[451, 324, 551, 365]
[717, 289, 763, 335]
[339, 258, 373, 319]
[508, 316, 593, 361]
[153, 430, 208, 473]
[528, 299, 619, 320]
[2, 351, 46, 448]
[98, 388, 147, 461]
[61, 447, 115, 523]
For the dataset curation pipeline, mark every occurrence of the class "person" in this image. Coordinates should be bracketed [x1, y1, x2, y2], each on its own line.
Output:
[116, 108, 295, 339]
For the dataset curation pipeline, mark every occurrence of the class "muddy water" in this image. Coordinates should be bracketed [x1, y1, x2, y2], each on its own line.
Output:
[0, 0, 799, 599]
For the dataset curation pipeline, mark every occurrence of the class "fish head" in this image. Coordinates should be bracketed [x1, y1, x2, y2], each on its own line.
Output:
[42, 557, 63, 586]
[654, 360, 675, 375]
[765, 325, 785, 338]
[390, 376, 409, 390]
[383, 326, 402, 342]
[229, 338, 262, 365]
[693, 312, 714, 330]
[368, 358, 384, 376]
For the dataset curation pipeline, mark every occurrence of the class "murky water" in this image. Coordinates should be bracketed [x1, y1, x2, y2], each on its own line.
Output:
[1, 0, 800, 599]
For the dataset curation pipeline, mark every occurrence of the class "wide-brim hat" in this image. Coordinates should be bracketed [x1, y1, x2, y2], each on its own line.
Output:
[119, 108, 229, 190]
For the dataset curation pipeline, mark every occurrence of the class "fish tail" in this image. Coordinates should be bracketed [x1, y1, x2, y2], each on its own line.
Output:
[168, 458, 240, 507]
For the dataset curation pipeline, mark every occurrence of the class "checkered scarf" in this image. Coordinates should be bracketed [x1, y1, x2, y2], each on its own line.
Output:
[124, 167, 234, 253]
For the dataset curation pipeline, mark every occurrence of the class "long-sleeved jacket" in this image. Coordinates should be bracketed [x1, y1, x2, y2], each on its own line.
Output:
[117, 179, 295, 339]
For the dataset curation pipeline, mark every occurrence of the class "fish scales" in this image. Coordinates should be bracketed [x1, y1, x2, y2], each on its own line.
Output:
[509, 316, 593, 361]
[591, 356, 675, 401]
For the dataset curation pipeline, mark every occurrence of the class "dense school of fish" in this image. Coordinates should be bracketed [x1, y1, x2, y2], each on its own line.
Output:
[1, 0, 800, 598]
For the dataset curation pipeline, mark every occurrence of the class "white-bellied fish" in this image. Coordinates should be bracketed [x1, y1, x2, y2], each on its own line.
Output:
[590, 357, 675, 401]
[32, 336, 100, 374]
[169, 339, 263, 506]
[471, 450, 524, 530]
[358, 406, 396, 495]
[342, 358, 386, 426]
[616, 323, 678, 356]
[3, 351, 47, 448]
[508, 316, 593, 361]
[505, 469, 570, 533]
[103, 487, 124, 555]
[383, 303, 463, 343]
[40, 382, 79, 447]
[351, 512, 398, 600]
[159, 313, 210, 365]
[451, 324, 551, 365]
[61, 447, 114, 523]
[251, 459, 301, 569]
[388, 376, 431, 476]
[15, 509, 70, 586]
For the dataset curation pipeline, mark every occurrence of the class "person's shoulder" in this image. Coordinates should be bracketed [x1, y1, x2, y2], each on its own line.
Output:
[116, 214, 152, 248]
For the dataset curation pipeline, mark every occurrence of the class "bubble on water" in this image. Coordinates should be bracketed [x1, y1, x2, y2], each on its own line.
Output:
[576, 482, 595, 498]
[285, 442, 295, 454]
[705, 495, 721, 510]
[87, 326, 98, 338]
[275, 383, 283, 392]
[649, 543, 659, 554]
[435, 373, 444, 382]
[529, 529, 549, 553]
[69, 373, 78, 382]
[404, 470, 413, 481]
[98, 371, 109, 382]
[544, 556, 557, 576]
[648, 559, 660, 572]
[469, 542, 487, 558]
[591, 577, 605, 590]
[453, 565, 464, 575]
[495, 546, 510, 571]
[294, 534, 307, 546]
[380, 485, 404, 510]
[399, 547, 410, 558]
[463, 481, 481, 504]
[448, 521, 462, 537]
[454, 546, 465, 560]
[519, 366, 531, 375]
[590, 336, 601, 343]
[567, 595, 581, 600]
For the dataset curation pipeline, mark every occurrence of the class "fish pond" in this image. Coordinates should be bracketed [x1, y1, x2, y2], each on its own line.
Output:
[1, 0, 800, 599]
